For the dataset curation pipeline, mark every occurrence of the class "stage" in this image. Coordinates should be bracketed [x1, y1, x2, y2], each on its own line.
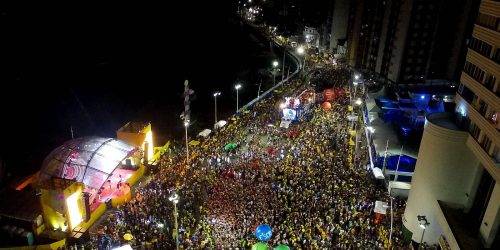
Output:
[89, 168, 136, 212]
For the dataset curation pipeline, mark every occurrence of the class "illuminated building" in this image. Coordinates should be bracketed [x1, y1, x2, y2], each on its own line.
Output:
[403, 1, 500, 248]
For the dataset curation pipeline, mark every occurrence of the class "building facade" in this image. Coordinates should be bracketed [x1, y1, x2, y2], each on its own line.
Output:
[348, 0, 479, 85]
[403, 0, 500, 248]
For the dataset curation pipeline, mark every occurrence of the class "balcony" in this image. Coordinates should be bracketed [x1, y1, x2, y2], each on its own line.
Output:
[479, 0, 500, 18]
[435, 200, 483, 249]
[456, 94, 500, 147]
[460, 73, 500, 112]
[467, 136, 500, 182]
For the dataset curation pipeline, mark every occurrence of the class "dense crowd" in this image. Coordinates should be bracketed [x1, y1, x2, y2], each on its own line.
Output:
[90, 66, 411, 249]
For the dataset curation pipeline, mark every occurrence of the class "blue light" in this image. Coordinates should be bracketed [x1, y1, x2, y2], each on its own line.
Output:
[420, 95, 425, 100]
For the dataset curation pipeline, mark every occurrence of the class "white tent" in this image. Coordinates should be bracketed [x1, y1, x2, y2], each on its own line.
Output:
[372, 167, 385, 180]
[215, 120, 227, 129]
[374, 200, 389, 214]
[280, 120, 291, 128]
[198, 129, 212, 138]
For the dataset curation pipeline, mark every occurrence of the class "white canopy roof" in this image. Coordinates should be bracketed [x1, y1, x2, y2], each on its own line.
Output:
[372, 167, 385, 179]
[374, 200, 389, 214]
[280, 120, 292, 128]
[198, 129, 212, 138]
[215, 120, 227, 129]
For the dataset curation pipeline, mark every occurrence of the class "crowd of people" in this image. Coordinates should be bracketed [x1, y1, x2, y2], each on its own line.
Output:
[89, 62, 411, 249]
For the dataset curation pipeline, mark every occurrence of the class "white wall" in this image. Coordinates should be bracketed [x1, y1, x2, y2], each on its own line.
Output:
[403, 113, 480, 244]
[480, 182, 500, 248]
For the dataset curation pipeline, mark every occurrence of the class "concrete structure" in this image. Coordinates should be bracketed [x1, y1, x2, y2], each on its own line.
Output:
[404, 0, 500, 248]
[117, 122, 154, 164]
[403, 113, 481, 248]
[329, 0, 350, 52]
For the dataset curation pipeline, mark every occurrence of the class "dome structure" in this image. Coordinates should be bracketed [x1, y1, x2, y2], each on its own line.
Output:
[38, 137, 137, 189]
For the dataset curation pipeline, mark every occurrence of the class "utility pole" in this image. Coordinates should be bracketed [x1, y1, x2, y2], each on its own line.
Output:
[382, 140, 389, 174]
[394, 145, 404, 182]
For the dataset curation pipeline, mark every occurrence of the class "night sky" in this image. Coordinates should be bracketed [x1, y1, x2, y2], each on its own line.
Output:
[0, 1, 280, 178]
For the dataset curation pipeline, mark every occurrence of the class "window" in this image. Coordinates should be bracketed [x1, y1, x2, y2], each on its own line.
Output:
[477, 13, 498, 30]
[469, 122, 481, 140]
[493, 48, 500, 64]
[492, 144, 500, 163]
[463, 62, 485, 83]
[469, 37, 493, 58]
[484, 74, 496, 91]
[481, 136, 493, 154]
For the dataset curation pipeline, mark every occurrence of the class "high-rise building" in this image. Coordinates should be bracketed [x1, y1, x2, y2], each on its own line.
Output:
[348, 0, 479, 85]
[403, 0, 500, 248]
[329, 0, 350, 52]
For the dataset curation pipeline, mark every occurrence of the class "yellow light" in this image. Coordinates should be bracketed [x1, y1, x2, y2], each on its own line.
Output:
[142, 130, 154, 161]
[66, 192, 82, 230]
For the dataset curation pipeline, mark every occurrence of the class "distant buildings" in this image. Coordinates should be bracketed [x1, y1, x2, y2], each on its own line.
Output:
[347, 0, 480, 85]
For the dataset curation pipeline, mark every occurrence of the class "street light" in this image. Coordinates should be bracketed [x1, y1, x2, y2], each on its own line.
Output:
[184, 120, 190, 163]
[213, 92, 221, 128]
[297, 46, 307, 70]
[417, 215, 430, 250]
[273, 60, 278, 85]
[235, 84, 242, 113]
[272, 60, 279, 85]
[169, 192, 180, 250]
[355, 98, 363, 106]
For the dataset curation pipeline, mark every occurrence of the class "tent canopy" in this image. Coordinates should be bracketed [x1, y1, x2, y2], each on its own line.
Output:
[38, 137, 136, 189]
[372, 167, 385, 179]
[374, 200, 389, 214]
[198, 129, 212, 138]
[215, 120, 227, 129]
[224, 143, 237, 151]
[280, 120, 291, 128]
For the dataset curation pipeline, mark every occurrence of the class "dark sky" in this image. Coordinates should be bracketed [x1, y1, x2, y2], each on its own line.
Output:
[0, 1, 246, 177]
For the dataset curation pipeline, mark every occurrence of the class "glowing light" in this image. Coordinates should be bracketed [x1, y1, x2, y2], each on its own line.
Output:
[354, 74, 360, 80]
[420, 224, 426, 229]
[184, 121, 190, 127]
[66, 192, 82, 230]
[273, 60, 279, 67]
[143, 130, 154, 161]
[169, 192, 180, 204]
[112, 245, 133, 250]
[297, 47, 304, 54]
[355, 98, 362, 105]
[421, 95, 425, 100]
[213, 92, 221, 97]
[235, 84, 242, 90]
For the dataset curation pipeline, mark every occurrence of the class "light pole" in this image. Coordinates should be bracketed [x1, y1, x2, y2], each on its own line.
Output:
[257, 79, 262, 98]
[169, 192, 180, 250]
[297, 46, 307, 71]
[389, 196, 394, 247]
[282, 46, 286, 82]
[213, 92, 221, 128]
[235, 84, 242, 113]
[184, 120, 189, 163]
[272, 60, 279, 86]
[417, 215, 430, 250]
